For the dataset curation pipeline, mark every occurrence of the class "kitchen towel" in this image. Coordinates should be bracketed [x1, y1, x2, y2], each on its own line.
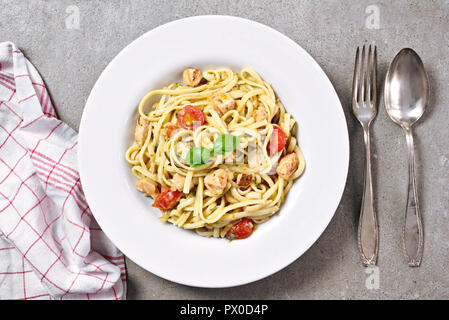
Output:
[0, 42, 126, 300]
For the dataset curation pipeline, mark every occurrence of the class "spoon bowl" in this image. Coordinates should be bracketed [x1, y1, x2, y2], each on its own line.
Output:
[384, 48, 429, 127]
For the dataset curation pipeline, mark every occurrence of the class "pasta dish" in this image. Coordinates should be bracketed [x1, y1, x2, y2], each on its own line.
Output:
[125, 67, 305, 239]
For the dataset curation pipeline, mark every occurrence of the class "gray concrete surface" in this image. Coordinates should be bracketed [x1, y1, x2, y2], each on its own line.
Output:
[2, 0, 448, 299]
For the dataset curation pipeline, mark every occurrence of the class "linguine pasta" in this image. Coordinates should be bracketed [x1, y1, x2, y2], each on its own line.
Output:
[125, 67, 305, 239]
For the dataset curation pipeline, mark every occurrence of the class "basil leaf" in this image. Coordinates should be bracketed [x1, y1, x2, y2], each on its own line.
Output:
[185, 147, 211, 167]
[213, 134, 240, 155]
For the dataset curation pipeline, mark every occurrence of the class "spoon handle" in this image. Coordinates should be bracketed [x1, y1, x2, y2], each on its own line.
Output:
[403, 127, 424, 266]
[357, 126, 379, 266]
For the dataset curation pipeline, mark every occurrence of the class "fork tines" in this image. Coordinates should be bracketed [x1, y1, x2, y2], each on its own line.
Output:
[352, 45, 377, 113]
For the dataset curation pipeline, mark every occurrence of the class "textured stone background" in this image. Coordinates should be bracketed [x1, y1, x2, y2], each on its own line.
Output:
[2, 0, 448, 299]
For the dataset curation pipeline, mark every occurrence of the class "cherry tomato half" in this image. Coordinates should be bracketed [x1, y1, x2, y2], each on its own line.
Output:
[177, 105, 205, 130]
[152, 189, 182, 211]
[225, 218, 255, 240]
[267, 126, 287, 155]
[237, 174, 253, 188]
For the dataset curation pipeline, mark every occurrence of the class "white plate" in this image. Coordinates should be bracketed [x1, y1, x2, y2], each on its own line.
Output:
[78, 15, 349, 288]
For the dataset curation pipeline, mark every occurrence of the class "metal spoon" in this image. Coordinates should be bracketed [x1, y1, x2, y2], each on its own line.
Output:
[384, 48, 429, 267]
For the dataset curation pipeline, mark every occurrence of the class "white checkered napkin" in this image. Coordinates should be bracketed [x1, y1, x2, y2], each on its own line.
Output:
[0, 42, 126, 300]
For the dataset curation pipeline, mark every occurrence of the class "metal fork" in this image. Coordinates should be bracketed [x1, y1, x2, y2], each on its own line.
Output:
[352, 45, 379, 266]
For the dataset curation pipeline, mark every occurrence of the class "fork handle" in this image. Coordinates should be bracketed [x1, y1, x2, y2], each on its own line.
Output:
[357, 126, 379, 266]
[403, 126, 423, 266]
